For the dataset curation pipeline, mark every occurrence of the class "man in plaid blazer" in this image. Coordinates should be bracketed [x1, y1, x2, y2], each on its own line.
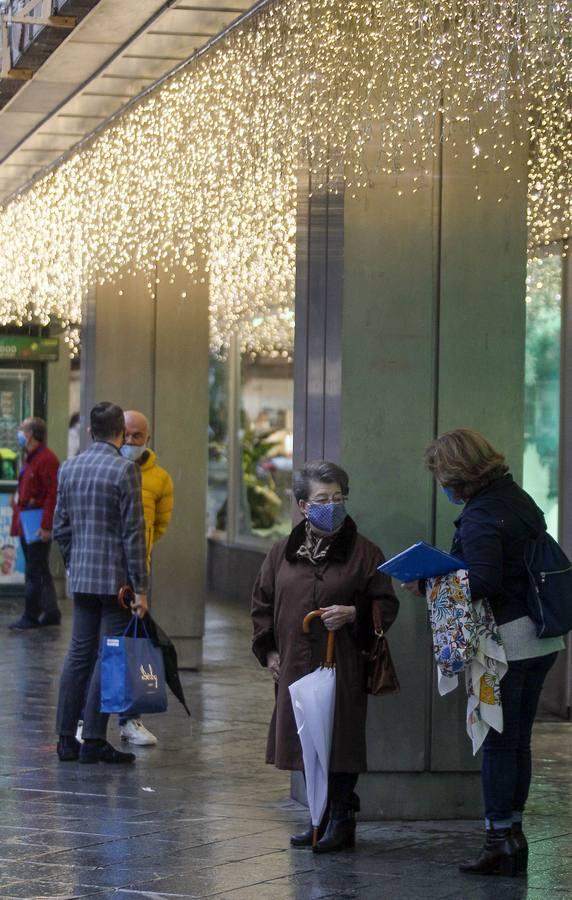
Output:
[54, 401, 149, 765]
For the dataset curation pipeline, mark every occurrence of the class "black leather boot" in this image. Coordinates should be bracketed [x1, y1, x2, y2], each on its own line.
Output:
[512, 823, 528, 875]
[313, 803, 356, 854]
[290, 810, 329, 848]
[459, 828, 519, 876]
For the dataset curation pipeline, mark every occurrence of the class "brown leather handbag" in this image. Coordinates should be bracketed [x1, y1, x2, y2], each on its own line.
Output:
[364, 603, 400, 696]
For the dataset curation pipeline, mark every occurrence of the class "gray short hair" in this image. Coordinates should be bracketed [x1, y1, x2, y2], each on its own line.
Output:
[22, 417, 47, 443]
[293, 460, 349, 502]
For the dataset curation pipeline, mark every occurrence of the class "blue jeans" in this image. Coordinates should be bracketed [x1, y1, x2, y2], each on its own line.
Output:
[482, 652, 558, 827]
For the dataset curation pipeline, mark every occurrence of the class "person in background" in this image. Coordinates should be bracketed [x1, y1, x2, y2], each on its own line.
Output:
[9, 417, 60, 630]
[54, 401, 148, 765]
[406, 429, 564, 877]
[118, 409, 174, 747]
[1, 543, 16, 576]
[251, 460, 399, 853]
[67, 413, 81, 458]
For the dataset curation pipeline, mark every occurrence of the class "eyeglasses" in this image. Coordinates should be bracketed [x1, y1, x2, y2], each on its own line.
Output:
[308, 494, 347, 506]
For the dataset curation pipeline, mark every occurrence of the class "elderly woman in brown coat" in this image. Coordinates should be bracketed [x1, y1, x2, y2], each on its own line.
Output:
[251, 460, 399, 854]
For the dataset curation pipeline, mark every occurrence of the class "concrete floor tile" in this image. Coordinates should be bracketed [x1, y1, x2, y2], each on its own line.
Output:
[0, 597, 569, 899]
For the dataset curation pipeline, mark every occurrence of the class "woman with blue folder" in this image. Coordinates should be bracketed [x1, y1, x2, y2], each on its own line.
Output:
[406, 429, 564, 878]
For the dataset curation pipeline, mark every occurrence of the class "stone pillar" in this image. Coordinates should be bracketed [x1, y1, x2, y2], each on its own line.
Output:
[46, 344, 71, 464]
[81, 265, 209, 668]
[151, 269, 209, 669]
[47, 339, 72, 586]
[293, 126, 528, 817]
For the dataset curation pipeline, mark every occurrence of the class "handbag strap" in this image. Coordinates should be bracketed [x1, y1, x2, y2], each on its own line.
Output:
[372, 602, 384, 637]
[122, 614, 150, 639]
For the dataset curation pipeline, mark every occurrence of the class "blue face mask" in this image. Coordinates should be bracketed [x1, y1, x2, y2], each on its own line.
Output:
[120, 444, 147, 462]
[16, 430, 27, 449]
[307, 501, 347, 533]
[442, 486, 464, 506]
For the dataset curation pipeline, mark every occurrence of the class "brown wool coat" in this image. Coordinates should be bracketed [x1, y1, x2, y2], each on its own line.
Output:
[251, 517, 399, 773]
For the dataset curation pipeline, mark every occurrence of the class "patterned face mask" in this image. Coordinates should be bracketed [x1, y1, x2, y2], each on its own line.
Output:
[307, 500, 347, 533]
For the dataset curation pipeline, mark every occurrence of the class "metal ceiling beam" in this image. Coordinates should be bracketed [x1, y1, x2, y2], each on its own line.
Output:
[1, 0, 274, 206]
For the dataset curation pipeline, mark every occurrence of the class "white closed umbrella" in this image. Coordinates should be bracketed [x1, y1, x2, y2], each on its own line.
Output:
[289, 610, 336, 847]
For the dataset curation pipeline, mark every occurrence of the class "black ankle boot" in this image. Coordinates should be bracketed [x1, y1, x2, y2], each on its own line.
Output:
[459, 828, 519, 876]
[290, 810, 329, 848]
[313, 803, 356, 854]
[511, 823, 528, 875]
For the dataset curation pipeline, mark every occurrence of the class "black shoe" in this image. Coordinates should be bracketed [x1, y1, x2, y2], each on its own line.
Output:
[9, 616, 39, 631]
[459, 828, 519, 876]
[57, 735, 81, 762]
[512, 823, 528, 875]
[38, 612, 61, 627]
[291, 810, 329, 847]
[313, 804, 356, 854]
[79, 740, 136, 765]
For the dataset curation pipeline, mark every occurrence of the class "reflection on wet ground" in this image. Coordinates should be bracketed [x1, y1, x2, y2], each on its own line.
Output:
[0, 596, 570, 899]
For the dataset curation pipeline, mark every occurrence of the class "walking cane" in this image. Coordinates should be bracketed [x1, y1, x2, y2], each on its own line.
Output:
[302, 609, 336, 847]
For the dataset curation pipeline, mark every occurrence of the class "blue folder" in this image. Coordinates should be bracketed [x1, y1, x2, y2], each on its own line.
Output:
[20, 508, 44, 544]
[377, 541, 465, 582]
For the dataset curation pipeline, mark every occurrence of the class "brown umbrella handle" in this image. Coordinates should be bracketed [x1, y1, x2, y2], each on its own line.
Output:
[302, 609, 335, 668]
[118, 585, 135, 610]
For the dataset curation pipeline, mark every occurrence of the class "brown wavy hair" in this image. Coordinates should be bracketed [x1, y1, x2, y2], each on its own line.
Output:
[423, 429, 509, 500]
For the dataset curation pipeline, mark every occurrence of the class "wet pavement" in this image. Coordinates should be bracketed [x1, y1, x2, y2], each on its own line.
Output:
[0, 595, 570, 900]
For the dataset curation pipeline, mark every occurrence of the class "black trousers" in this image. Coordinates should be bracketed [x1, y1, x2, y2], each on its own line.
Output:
[56, 594, 132, 740]
[302, 772, 359, 815]
[329, 772, 359, 806]
[21, 535, 59, 621]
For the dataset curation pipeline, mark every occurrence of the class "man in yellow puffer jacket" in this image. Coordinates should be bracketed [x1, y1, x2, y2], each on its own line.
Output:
[119, 410, 174, 746]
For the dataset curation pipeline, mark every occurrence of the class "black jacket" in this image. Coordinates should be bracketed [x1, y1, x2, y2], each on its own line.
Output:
[451, 474, 543, 625]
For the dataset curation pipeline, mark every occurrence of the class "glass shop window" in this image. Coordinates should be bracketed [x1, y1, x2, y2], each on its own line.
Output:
[207, 348, 294, 544]
[207, 356, 229, 534]
[523, 248, 563, 538]
[238, 354, 293, 541]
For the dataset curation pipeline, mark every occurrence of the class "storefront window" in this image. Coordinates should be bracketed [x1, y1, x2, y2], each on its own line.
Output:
[238, 354, 293, 541]
[523, 249, 562, 537]
[207, 356, 229, 534]
[207, 348, 293, 544]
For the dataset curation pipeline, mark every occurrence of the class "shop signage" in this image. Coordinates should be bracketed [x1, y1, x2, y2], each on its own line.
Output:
[0, 336, 59, 362]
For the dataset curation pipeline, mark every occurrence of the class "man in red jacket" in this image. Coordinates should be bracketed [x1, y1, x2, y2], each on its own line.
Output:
[9, 417, 61, 630]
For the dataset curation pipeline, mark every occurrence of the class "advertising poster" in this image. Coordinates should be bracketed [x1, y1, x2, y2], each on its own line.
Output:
[0, 493, 24, 585]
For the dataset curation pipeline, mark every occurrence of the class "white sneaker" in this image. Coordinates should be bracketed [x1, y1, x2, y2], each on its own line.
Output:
[119, 719, 158, 746]
[76, 721, 84, 743]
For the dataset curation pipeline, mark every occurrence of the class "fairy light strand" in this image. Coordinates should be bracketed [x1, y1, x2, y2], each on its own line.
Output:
[0, 0, 568, 354]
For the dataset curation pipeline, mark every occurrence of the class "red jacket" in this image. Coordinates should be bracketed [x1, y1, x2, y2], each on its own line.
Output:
[11, 445, 60, 536]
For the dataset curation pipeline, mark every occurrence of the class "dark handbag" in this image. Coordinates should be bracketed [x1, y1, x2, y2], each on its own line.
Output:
[364, 603, 400, 695]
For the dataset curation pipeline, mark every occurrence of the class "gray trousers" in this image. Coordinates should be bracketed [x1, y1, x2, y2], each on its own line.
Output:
[56, 593, 132, 740]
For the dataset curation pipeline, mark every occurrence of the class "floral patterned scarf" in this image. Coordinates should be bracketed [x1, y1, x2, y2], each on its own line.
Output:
[426, 569, 508, 754]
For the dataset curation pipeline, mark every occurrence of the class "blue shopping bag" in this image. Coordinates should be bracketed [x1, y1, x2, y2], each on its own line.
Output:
[100, 616, 168, 716]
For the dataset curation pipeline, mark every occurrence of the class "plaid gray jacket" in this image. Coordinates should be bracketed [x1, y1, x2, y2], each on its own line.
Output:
[54, 441, 149, 595]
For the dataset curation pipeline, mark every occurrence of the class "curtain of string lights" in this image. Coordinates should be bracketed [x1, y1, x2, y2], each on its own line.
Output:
[0, 0, 569, 356]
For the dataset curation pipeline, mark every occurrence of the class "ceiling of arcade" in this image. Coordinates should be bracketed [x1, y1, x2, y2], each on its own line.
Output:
[0, 0, 256, 204]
